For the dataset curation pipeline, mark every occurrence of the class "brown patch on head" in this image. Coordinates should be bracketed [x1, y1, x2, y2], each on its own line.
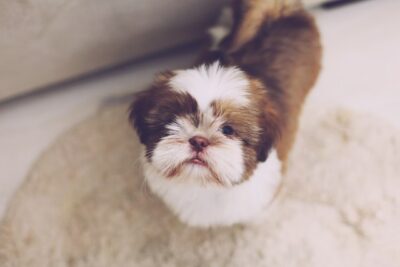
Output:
[129, 71, 199, 159]
[211, 77, 282, 180]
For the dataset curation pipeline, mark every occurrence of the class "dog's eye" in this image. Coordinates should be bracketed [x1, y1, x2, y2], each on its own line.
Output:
[222, 125, 234, 136]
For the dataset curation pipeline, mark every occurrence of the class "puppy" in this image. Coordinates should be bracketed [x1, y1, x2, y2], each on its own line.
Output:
[129, 0, 321, 227]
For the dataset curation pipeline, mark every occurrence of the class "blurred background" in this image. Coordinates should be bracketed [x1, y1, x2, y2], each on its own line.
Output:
[0, 0, 399, 218]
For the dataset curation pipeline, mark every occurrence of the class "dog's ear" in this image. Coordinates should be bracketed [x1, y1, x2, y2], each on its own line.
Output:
[129, 89, 153, 144]
[256, 103, 281, 162]
[129, 71, 174, 144]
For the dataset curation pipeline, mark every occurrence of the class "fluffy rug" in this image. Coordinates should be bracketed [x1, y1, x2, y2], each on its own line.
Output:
[1, 103, 399, 267]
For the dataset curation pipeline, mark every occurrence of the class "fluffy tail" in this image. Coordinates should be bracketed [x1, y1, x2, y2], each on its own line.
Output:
[226, 0, 302, 51]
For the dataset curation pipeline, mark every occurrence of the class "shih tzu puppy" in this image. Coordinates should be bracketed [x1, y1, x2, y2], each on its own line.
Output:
[130, 0, 321, 227]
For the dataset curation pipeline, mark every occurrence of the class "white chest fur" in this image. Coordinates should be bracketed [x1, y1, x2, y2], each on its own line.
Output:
[143, 150, 282, 227]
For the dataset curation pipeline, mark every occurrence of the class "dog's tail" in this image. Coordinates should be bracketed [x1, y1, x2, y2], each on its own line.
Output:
[226, 0, 303, 52]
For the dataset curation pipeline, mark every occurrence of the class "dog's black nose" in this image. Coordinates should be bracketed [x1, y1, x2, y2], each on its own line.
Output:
[189, 136, 209, 152]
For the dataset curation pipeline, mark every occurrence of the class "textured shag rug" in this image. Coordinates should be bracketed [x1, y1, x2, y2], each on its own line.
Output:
[0, 103, 399, 267]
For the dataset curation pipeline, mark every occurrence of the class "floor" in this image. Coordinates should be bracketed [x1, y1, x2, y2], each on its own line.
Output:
[0, 0, 399, 218]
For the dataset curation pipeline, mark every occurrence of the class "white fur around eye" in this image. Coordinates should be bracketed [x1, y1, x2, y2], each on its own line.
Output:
[166, 117, 195, 136]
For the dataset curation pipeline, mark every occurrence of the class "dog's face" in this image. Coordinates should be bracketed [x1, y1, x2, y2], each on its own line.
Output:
[130, 63, 280, 187]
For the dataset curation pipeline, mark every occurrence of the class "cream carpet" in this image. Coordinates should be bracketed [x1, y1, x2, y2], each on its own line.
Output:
[1, 103, 399, 267]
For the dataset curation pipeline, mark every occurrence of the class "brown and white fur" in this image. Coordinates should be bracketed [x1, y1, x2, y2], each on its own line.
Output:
[130, 0, 321, 227]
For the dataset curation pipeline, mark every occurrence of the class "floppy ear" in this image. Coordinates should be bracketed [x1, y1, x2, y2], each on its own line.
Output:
[129, 89, 155, 144]
[256, 104, 282, 162]
[129, 71, 174, 144]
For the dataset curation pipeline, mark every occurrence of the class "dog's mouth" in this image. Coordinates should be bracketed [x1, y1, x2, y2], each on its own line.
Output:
[187, 156, 208, 167]
[163, 155, 228, 186]
[166, 155, 210, 178]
